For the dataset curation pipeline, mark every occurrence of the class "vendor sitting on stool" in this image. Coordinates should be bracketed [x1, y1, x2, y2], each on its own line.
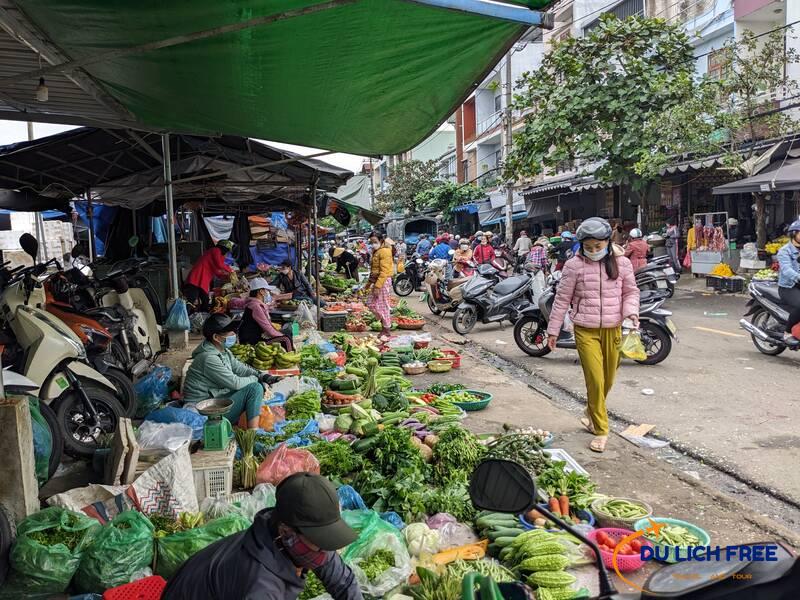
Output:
[273, 260, 326, 307]
[183, 314, 273, 430]
[238, 277, 294, 351]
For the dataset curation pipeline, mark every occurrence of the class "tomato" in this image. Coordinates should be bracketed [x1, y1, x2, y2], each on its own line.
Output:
[631, 539, 643, 552]
[604, 536, 617, 549]
[619, 544, 636, 555]
[595, 531, 609, 545]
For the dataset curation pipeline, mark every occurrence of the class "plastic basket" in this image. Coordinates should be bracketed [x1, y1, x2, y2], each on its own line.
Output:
[720, 277, 745, 294]
[519, 505, 595, 531]
[633, 517, 711, 563]
[402, 364, 428, 375]
[591, 497, 653, 530]
[705, 275, 723, 290]
[439, 349, 462, 368]
[103, 575, 167, 600]
[587, 528, 652, 573]
[320, 312, 347, 332]
[443, 389, 492, 411]
[397, 321, 425, 330]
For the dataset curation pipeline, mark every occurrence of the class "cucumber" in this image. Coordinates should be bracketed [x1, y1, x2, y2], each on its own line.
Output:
[351, 437, 378, 453]
[487, 528, 525, 541]
[493, 536, 520, 548]
[477, 515, 520, 530]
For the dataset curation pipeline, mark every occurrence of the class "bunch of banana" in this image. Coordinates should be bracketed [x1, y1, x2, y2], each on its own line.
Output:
[231, 343, 256, 365]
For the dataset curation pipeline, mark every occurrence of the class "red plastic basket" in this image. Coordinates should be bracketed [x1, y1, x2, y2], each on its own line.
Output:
[103, 575, 167, 600]
[439, 349, 461, 368]
[587, 528, 652, 573]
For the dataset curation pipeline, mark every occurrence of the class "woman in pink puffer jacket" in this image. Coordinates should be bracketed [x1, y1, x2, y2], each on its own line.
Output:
[547, 217, 640, 452]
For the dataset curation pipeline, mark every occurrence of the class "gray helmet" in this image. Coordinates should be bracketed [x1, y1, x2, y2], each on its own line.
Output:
[628, 228, 643, 239]
[788, 220, 800, 234]
[576, 217, 612, 241]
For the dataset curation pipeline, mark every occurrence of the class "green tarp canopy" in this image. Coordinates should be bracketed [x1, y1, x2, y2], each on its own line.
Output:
[2, 0, 550, 154]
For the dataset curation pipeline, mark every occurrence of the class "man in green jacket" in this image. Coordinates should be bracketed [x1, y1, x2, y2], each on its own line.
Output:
[183, 314, 272, 429]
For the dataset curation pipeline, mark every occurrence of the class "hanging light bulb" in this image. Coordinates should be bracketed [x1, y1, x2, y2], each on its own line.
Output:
[35, 77, 48, 102]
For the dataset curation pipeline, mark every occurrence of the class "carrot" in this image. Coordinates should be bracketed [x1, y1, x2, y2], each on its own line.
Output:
[559, 495, 570, 518]
[526, 509, 545, 522]
[548, 497, 560, 515]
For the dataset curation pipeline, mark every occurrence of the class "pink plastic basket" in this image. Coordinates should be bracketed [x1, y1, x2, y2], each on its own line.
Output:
[587, 527, 652, 573]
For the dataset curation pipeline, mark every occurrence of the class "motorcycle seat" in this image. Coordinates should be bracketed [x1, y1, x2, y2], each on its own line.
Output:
[635, 263, 666, 275]
[752, 282, 787, 305]
[640, 289, 670, 304]
[86, 307, 124, 323]
[491, 275, 529, 296]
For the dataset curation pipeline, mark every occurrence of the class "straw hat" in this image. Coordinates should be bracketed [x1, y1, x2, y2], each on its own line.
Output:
[332, 247, 346, 258]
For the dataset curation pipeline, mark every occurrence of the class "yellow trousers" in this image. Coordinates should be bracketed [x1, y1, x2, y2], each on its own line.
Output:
[574, 326, 621, 436]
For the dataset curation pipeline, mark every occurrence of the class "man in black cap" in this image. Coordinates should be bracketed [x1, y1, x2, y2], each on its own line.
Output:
[162, 472, 363, 600]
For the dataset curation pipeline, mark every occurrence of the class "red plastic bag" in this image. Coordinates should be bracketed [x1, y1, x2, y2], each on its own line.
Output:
[256, 443, 320, 486]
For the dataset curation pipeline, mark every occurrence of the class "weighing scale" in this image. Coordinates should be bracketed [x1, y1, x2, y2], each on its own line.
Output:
[196, 398, 234, 451]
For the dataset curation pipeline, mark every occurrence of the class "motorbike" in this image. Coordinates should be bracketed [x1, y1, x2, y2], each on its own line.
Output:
[489, 244, 513, 278]
[392, 253, 425, 297]
[452, 270, 535, 335]
[513, 273, 676, 365]
[0, 234, 125, 458]
[636, 255, 679, 298]
[423, 258, 475, 316]
[739, 281, 800, 356]
[470, 459, 800, 599]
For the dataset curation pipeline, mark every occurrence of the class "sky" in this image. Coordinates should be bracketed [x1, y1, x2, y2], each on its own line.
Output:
[0, 120, 367, 173]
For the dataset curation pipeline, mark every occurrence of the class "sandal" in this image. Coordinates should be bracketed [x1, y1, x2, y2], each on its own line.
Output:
[590, 436, 608, 453]
[580, 416, 597, 435]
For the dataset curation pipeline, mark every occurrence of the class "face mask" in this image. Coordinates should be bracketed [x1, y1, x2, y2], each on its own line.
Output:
[371, 243, 381, 250]
[262, 292, 272, 305]
[279, 527, 331, 570]
[222, 334, 237, 348]
[584, 247, 608, 262]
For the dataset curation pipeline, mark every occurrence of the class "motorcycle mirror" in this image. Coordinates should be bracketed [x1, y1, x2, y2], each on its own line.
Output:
[469, 459, 536, 514]
[70, 244, 85, 259]
[128, 235, 139, 248]
[19, 233, 38, 260]
[448, 249, 455, 256]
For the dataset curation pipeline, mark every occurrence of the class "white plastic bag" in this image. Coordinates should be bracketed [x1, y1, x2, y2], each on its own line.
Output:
[270, 376, 300, 399]
[136, 421, 193, 452]
[437, 522, 479, 550]
[315, 413, 337, 433]
[294, 301, 317, 329]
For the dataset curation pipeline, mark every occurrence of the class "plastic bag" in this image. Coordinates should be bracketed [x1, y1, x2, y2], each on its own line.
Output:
[316, 413, 336, 433]
[9, 507, 100, 594]
[251, 483, 277, 510]
[165, 298, 191, 331]
[255, 443, 320, 486]
[341, 510, 412, 597]
[135, 366, 173, 417]
[620, 330, 648, 361]
[299, 376, 323, 395]
[145, 406, 207, 440]
[437, 522, 479, 550]
[137, 421, 193, 452]
[74, 511, 154, 593]
[294, 301, 317, 329]
[237, 403, 276, 431]
[156, 514, 250, 578]
[189, 311, 210, 332]
[270, 376, 301, 399]
[28, 396, 52, 485]
[200, 496, 240, 520]
[425, 513, 457, 529]
[338, 485, 368, 511]
[380, 512, 405, 530]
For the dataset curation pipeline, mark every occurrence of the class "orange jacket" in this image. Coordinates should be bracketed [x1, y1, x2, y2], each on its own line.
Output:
[369, 246, 394, 289]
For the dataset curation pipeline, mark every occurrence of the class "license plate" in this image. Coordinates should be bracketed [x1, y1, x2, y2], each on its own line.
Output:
[666, 318, 677, 335]
[664, 267, 675, 275]
[656, 279, 668, 288]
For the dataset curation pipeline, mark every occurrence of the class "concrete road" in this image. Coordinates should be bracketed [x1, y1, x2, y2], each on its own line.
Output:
[407, 280, 800, 506]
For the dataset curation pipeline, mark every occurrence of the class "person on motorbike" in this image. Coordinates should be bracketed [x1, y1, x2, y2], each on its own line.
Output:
[486, 230, 501, 249]
[624, 228, 649, 272]
[546, 217, 639, 453]
[453, 239, 474, 277]
[183, 240, 234, 313]
[554, 231, 577, 271]
[364, 233, 395, 337]
[415, 234, 432, 257]
[430, 236, 452, 260]
[238, 277, 294, 351]
[473, 235, 495, 265]
[183, 314, 272, 430]
[777, 220, 800, 342]
[525, 237, 550, 273]
[513, 230, 533, 264]
[471, 231, 484, 250]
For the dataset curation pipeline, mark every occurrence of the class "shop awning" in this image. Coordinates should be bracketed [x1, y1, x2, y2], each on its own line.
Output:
[481, 210, 527, 226]
[712, 159, 800, 195]
[452, 202, 480, 214]
[0, 0, 553, 155]
[330, 175, 373, 211]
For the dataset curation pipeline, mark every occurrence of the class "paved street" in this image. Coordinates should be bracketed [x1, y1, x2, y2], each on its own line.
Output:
[408, 280, 800, 509]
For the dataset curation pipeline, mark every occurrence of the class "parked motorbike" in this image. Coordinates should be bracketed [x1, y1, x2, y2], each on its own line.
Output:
[470, 459, 800, 599]
[393, 253, 425, 297]
[490, 244, 513, 278]
[513, 273, 676, 365]
[636, 255, 679, 298]
[452, 271, 534, 335]
[423, 258, 475, 316]
[0, 234, 125, 458]
[739, 281, 800, 356]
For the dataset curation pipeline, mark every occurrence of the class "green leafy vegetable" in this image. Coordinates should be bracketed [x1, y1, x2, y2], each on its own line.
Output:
[359, 548, 395, 581]
[285, 390, 322, 420]
[432, 426, 485, 486]
[298, 571, 326, 600]
[306, 439, 363, 480]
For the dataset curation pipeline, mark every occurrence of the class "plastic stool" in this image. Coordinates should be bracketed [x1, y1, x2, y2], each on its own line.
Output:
[103, 575, 167, 600]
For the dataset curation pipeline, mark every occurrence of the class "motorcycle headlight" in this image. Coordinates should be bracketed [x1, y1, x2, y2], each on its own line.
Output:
[416, 259, 423, 264]
[79, 324, 112, 349]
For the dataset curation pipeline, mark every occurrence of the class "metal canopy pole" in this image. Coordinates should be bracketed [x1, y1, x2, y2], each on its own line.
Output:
[86, 188, 95, 261]
[161, 134, 180, 300]
[311, 177, 321, 329]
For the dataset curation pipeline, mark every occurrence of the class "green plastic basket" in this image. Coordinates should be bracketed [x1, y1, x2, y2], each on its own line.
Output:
[444, 389, 493, 411]
[633, 517, 711, 563]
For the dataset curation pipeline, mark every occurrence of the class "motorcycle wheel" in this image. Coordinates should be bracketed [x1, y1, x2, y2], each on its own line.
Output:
[426, 293, 442, 316]
[109, 338, 131, 370]
[750, 310, 786, 356]
[636, 322, 672, 365]
[56, 382, 126, 459]
[666, 283, 675, 298]
[39, 401, 64, 480]
[0, 504, 15, 587]
[393, 274, 414, 297]
[513, 316, 551, 357]
[103, 365, 137, 417]
[452, 306, 477, 335]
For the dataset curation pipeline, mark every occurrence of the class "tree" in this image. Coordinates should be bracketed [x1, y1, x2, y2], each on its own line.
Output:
[415, 182, 485, 221]
[374, 159, 443, 213]
[636, 30, 799, 247]
[506, 15, 698, 231]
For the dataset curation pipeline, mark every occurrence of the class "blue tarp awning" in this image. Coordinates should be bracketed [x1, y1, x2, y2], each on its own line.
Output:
[481, 211, 527, 226]
[0, 209, 66, 219]
[452, 203, 480, 214]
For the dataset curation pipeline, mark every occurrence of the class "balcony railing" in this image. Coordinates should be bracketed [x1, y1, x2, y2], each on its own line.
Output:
[477, 110, 502, 135]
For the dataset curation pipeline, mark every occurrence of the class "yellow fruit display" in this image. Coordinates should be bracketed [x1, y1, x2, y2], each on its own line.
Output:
[710, 263, 735, 277]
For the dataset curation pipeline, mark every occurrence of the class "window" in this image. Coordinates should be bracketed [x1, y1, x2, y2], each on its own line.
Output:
[707, 49, 729, 81]
[462, 160, 470, 182]
[494, 95, 502, 112]
[583, 0, 644, 34]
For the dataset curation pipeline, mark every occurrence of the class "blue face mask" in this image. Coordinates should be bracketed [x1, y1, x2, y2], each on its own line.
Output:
[584, 247, 608, 262]
[222, 334, 237, 348]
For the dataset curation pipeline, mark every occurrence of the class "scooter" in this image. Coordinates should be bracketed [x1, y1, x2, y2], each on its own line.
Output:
[0, 234, 125, 458]
[393, 253, 425, 297]
[513, 273, 676, 365]
[739, 281, 800, 356]
[636, 256, 679, 298]
[470, 459, 800, 599]
[452, 270, 534, 335]
[422, 258, 474, 316]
